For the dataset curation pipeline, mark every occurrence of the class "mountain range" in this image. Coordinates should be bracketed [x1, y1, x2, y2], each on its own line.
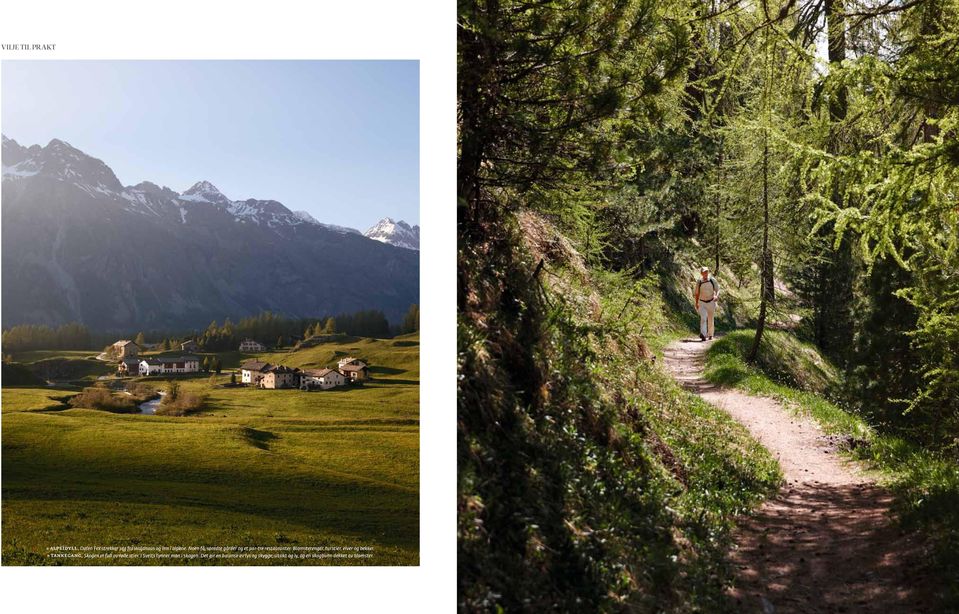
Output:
[1, 135, 419, 331]
[291, 209, 419, 251]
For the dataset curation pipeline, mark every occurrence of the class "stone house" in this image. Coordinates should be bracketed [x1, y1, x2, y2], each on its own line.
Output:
[299, 368, 346, 390]
[113, 340, 140, 359]
[117, 358, 141, 375]
[240, 360, 272, 385]
[337, 356, 367, 370]
[239, 339, 267, 352]
[139, 359, 164, 376]
[339, 363, 369, 382]
[260, 365, 300, 389]
[139, 355, 200, 376]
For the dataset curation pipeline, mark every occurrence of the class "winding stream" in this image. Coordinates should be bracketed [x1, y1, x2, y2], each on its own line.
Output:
[137, 391, 166, 415]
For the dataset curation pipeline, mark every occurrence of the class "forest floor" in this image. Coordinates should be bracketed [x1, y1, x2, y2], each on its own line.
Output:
[663, 335, 937, 613]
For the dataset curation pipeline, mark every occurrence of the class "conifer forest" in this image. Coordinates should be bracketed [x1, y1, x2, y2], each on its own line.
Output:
[458, 0, 959, 610]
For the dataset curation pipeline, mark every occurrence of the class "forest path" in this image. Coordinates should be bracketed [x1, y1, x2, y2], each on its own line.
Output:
[662, 336, 935, 613]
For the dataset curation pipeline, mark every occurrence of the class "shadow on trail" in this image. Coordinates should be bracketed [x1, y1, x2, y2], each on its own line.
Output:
[662, 336, 939, 613]
[727, 481, 936, 614]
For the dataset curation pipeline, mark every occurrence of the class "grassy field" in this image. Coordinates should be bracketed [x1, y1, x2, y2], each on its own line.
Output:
[9, 350, 103, 362]
[1, 334, 419, 566]
[1, 387, 78, 414]
[7, 350, 113, 383]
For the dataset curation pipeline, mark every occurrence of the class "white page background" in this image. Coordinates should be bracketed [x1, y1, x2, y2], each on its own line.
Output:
[0, 1, 456, 612]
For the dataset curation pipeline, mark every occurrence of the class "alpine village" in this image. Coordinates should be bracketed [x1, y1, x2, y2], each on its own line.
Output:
[111, 338, 369, 390]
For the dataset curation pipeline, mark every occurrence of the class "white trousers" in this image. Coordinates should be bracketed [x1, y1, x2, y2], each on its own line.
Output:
[699, 300, 716, 338]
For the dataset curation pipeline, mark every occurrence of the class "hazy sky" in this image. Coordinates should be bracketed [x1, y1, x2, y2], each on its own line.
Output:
[1, 60, 419, 231]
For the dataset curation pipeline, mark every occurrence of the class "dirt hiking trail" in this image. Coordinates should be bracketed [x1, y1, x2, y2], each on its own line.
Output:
[662, 336, 936, 613]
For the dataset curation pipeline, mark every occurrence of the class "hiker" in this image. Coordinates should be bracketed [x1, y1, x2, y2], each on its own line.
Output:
[694, 267, 719, 341]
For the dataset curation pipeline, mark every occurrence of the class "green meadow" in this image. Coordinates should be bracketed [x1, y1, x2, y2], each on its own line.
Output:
[1, 335, 419, 565]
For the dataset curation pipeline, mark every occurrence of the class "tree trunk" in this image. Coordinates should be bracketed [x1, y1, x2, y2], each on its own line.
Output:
[764, 244, 775, 307]
[808, 0, 855, 364]
[825, 0, 847, 123]
[456, 0, 499, 218]
[748, 138, 771, 363]
[918, 4, 944, 143]
[715, 146, 722, 275]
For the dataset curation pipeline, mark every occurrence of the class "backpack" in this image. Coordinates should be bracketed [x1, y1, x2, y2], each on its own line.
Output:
[697, 277, 717, 299]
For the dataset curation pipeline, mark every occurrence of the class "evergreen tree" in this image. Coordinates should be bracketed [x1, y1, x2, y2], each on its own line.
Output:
[402, 304, 420, 334]
[797, 0, 959, 446]
[456, 0, 959, 608]
[1, 322, 92, 352]
[458, 1, 692, 608]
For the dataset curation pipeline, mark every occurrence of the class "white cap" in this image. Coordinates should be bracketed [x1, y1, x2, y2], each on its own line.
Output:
[700, 267, 709, 273]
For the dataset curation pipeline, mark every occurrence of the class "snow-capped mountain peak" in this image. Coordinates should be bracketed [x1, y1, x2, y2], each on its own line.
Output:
[180, 180, 232, 205]
[225, 198, 301, 228]
[1, 134, 123, 194]
[2, 135, 42, 168]
[294, 210, 362, 235]
[179, 181, 303, 228]
[293, 210, 321, 225]
[185, 179, 220, 193]
[2, 137, 419, 333]
[2, 137, 415, 246]
[364, 217, 420, 250]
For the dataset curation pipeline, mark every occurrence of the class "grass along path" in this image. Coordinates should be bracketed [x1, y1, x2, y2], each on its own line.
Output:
[663, 335, 937, 613]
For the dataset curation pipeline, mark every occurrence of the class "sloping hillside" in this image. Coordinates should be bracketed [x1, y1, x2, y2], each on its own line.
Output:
[458, 210, 781, 610]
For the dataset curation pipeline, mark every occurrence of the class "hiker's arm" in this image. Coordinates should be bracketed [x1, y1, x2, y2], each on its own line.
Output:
[694, 284, 699, 310]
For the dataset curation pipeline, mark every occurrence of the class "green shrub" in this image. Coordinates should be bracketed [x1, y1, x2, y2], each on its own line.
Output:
[68, 386, 137, 413]
[124, 381, 156, 404]
[156, 387, 206, 416]
[458, 214, 781, 611]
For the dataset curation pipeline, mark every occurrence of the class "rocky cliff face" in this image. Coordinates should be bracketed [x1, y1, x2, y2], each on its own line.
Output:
[2, 136, 419, 330]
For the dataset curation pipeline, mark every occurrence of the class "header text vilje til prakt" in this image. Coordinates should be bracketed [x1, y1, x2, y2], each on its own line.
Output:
[2, 44, 56, 51]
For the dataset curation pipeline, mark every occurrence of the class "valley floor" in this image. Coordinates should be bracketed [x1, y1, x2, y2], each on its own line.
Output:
[1, 336, 419, 566]
[663, 336, 938, 613]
